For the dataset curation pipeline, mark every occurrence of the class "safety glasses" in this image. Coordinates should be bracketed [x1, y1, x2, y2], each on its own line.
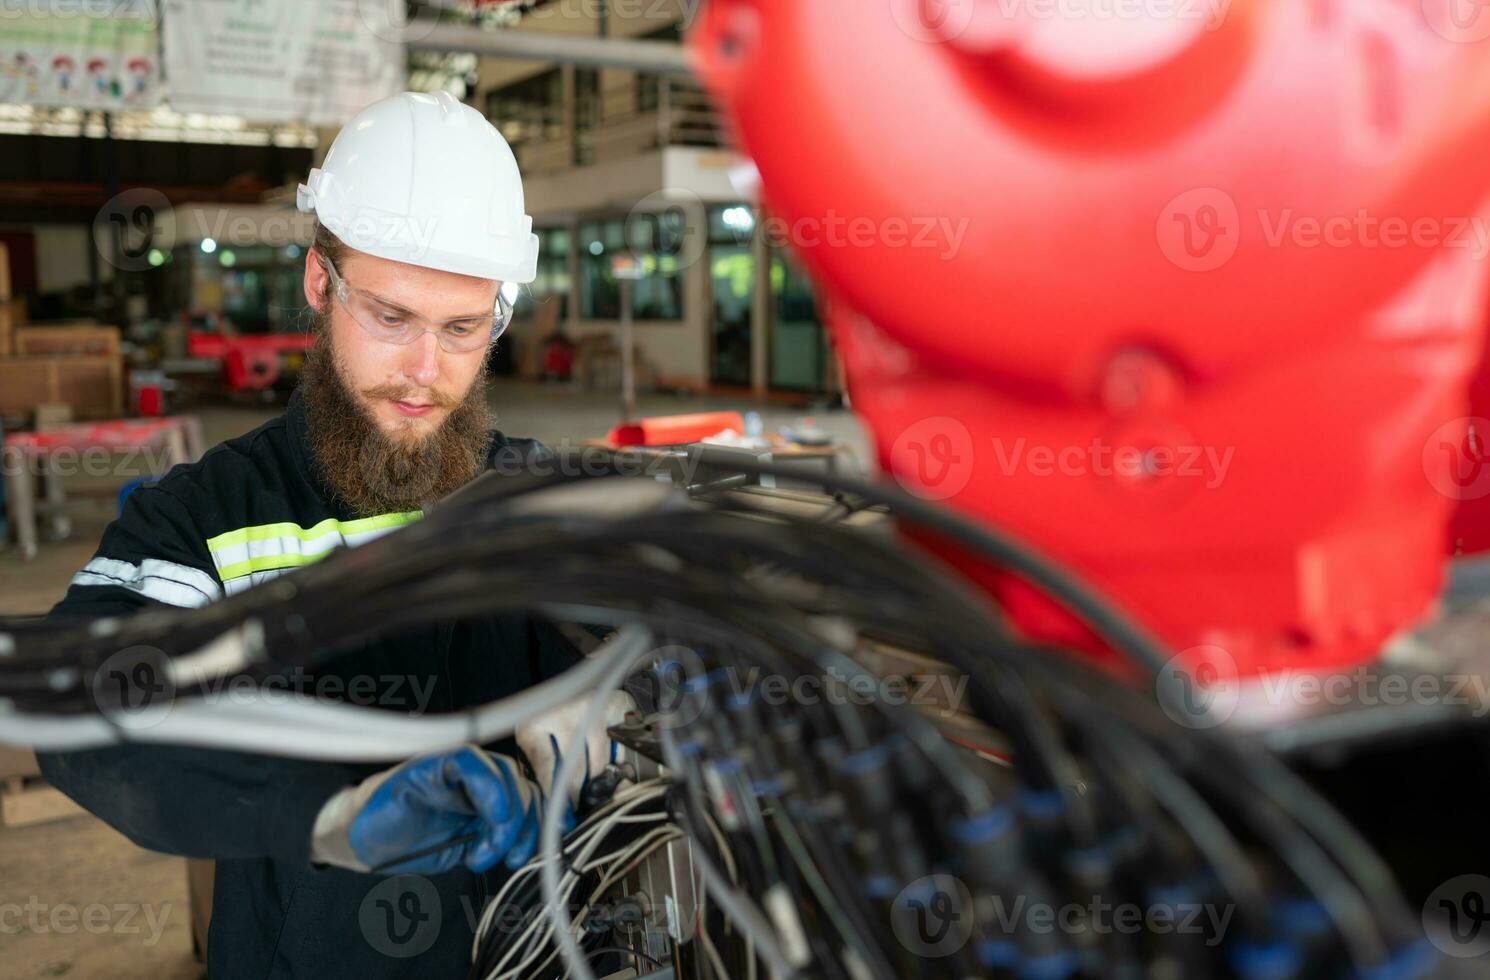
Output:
[320, 255, 515, 353]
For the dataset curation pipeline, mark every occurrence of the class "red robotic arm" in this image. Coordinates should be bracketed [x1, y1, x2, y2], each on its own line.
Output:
[690, 0, 1490, 677]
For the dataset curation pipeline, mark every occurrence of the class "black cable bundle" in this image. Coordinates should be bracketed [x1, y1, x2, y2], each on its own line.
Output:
[0, 449, 1443, 979]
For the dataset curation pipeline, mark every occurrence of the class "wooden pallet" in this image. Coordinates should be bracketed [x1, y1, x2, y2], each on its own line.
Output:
[0, 354, 124, 420]
[1, 775, 83, 829]
[14, 323, 119, 359]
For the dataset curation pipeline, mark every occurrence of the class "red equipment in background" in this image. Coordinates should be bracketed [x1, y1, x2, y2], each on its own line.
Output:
[184, 312, 313, 393]
[691, 1, 1490, 678]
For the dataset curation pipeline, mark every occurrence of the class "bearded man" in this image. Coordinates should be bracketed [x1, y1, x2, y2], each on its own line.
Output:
[36, 92, 584, 980]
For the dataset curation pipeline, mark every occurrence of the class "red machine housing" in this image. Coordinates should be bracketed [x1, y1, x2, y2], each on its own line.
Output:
[690, 1, 1490, 677]
[187, 327, 312, 392]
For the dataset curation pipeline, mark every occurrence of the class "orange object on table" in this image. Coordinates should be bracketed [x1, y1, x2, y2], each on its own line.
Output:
[607, 412, 746, 448]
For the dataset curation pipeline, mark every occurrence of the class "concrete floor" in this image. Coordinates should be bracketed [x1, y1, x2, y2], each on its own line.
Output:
[0, 379, 870, 978]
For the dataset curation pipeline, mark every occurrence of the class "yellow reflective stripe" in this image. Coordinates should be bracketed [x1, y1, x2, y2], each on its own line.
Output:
[214, 552, 327, 583]
[205, 512, 423, 554]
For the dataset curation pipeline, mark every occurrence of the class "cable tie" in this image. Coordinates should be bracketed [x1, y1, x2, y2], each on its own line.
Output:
[953, 806, 1014, 845]
[835, 742, 891, 775]
[1017, 949, 1080, 980]
[1147, 882, 1199, 909]
[751, 778, 784, 797]
[1272, 897, 1330, 938]
[1351, 941, 1434, 980]
[1227, 937, 1303, 980]
[977, 939, 1019, 969]
[1019, 788, 1064, 820]
[681, 667, 729, 695]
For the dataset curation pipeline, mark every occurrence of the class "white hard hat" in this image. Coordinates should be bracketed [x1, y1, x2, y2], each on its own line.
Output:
[296, 90, 538, 284]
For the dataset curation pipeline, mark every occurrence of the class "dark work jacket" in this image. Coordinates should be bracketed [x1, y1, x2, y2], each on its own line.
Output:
[37, 389, 579, 979]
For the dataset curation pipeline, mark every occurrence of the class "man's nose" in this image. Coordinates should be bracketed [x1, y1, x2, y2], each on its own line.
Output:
[402, 330, 441, 389]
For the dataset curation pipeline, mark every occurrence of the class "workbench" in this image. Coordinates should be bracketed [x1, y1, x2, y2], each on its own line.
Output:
[3, 416, 205, 561]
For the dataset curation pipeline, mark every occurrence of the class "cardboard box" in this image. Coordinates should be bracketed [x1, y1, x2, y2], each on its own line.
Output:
[0, 298, 14, 358]
[0, 747, 38, 781]
[14, 322, 118, 359]
[0, 355, 124, 420]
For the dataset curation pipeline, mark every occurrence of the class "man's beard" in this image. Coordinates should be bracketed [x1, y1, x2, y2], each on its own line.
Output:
[299, 327, 493, 517]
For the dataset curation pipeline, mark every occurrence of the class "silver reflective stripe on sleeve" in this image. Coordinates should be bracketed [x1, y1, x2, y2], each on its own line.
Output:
[223, 567, 292, 597]
[69, 557, 223, 609]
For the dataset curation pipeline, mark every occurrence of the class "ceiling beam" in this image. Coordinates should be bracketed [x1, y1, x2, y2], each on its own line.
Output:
[408, 19, 695, 75]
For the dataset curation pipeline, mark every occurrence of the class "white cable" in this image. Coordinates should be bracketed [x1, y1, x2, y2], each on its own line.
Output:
[700, 922, 730, 980]
[540, 633, 664, 980]
[494, 825, 684, 979]
[660, 724, 797, 980]
[508, 826, 685, 980]
[703, 810, 755, 980]
[0, 626, 651, 759]
[473, 780, 671, 960]
[481, 812, 671, 975]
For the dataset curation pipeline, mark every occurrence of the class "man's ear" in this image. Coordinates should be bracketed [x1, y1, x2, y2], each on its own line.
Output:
[304, 247, 329, 313]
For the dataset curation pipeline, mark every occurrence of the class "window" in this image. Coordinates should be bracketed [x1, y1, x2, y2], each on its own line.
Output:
[625, 210, 684, 321]
[578, 219, 624, 319]
[574, 69, 601, 166]
[524, 227, 571, 320]
[770, 249, 825, 391]
[708, 204, 756, 385]
[577, 214, 684, 322]
[636, 24, 683, 113]
[485, 69, 566, 150]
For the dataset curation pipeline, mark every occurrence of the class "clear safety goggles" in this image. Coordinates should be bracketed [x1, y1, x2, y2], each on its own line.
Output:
[320, 255, 516, 353]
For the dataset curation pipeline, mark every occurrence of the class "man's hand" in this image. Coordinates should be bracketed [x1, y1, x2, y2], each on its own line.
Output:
[516, 691, 636, 820]
[310, 746, 541, 875]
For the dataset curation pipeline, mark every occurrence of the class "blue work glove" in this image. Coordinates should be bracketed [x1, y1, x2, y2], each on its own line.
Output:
[309, 745, 543, 875]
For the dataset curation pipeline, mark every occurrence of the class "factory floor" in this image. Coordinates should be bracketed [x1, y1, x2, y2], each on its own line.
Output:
[0, 379, 869, 979]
